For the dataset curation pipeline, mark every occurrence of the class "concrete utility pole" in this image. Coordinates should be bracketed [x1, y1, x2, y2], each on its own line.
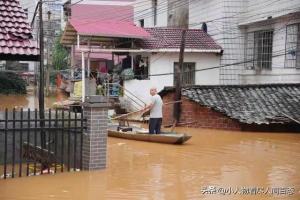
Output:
[39, 0, 46, 150]
[173, 29, 186, 124]
[45, 11, 51, 97]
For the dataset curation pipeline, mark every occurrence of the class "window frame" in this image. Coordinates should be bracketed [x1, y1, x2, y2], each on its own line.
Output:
[173, 62, 196, 86]
[253, 29, 274, 70]
[285, 23, 300, 69]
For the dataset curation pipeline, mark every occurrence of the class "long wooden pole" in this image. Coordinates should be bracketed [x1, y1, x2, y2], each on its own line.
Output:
[112, 109, 145, 120]
[82, 51, 85, 102]
[173, 29, 186, 124]
[164, 100, 182, 106]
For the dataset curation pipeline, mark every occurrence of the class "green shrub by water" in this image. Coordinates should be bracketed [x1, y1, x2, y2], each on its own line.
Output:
[0, 72, 27, 94]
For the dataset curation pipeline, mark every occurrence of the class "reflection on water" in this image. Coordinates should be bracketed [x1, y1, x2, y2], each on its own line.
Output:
[0, 89, 68, 110]
[0, 128, 299, 200]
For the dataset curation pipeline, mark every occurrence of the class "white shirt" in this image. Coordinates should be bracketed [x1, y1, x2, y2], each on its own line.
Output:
[150, 94, 163, 118]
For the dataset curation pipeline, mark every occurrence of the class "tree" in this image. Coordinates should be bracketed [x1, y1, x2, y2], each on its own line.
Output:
[52, 33, 69, 70]
[0, 72, 26, 94]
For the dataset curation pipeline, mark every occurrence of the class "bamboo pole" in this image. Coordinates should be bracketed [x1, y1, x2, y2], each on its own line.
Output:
[112, 109, 146, 120]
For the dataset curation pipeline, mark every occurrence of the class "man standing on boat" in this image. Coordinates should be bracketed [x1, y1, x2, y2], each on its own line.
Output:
[144, 87, 163, 134]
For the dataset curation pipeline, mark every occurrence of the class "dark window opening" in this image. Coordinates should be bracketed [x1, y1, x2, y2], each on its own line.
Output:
[139, 19, 144, 28]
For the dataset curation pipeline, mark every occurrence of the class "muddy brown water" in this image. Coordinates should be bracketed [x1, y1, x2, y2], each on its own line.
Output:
[0, 127, 299, 200]
[0, 90, 68, 111]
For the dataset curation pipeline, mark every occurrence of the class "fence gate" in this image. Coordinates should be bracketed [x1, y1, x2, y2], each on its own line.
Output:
[0, 108, 85, 179]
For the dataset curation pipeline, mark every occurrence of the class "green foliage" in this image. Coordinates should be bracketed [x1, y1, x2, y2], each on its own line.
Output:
[52, 33, 69, 70]
[50, 71, 58, 85]
[0, 72, 27, 94]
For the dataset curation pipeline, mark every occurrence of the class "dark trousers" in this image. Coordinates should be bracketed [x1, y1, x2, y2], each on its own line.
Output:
[149, 118, 162, 134]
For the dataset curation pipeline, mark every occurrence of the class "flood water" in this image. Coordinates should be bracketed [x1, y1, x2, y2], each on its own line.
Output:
[0, 127, 299, 200]
[0, 89, 68, 111]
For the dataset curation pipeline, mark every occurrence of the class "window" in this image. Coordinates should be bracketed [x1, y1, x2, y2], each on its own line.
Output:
[19, 63, 29, 71]
[245, 30, 273, 70]
[254, 30, 273, 70]
[152, 0, 157, 26]
[139, 19, 144, 28]
[174, 62, 195, 86]
[285, 24, 300, 68]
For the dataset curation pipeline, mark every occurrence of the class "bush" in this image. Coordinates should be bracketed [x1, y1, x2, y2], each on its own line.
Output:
[0, 72, 27, 94]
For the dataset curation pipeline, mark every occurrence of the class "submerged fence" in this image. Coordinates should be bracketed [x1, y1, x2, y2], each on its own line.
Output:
[0, 108, 85, 179]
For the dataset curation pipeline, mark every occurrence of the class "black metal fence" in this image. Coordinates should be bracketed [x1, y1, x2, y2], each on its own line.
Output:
[0, 108, 85, 179]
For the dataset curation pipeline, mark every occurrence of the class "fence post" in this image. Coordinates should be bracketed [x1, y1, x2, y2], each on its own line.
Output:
[82, 96, 110, 170]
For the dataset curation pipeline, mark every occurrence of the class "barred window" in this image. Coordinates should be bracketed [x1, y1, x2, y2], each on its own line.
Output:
[245, 30, 273, 70]
[174, 62, 195, 86]
[285, 24, 300, 68]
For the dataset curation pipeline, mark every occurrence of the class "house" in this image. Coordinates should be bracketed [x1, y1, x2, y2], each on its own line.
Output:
[189, 0, 300, 84]
[60, 6, 150, 100]
[159, 84, 300, 132]
[61, 0, 135, 83]
[134, 0, 300, 85]
[124, 27, 222, 103]
[131, 0, 300, 131]
[0, 0, 39, 91]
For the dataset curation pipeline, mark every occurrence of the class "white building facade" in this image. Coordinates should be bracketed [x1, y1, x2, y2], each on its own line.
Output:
[125, 52, 221, 103]
[134, 0, 188, 28]
[134, 0, 300, 84]
[189, 0, 300, 84]
[123, 27, 222, 104]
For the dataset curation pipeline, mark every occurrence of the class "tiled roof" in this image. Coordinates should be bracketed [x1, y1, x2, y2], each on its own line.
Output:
[137, 28, 222, 52]
[0, 0, 39, 60]
[162, 84, 300, 125]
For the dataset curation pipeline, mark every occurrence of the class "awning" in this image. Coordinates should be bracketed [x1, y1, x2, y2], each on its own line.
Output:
[61, 19, 150, 45]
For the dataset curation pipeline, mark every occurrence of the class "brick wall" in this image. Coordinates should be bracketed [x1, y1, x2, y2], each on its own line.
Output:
[82, 105, 108, 170]
[162, 92, 242, 131]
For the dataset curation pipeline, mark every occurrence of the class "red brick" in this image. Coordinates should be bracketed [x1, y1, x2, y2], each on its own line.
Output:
[162, 92, 242, 131]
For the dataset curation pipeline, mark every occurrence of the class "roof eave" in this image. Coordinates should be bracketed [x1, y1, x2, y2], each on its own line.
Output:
[141, 48, 223, 53]
[77, 32, 149, 39]
[0, 54, 40, 62]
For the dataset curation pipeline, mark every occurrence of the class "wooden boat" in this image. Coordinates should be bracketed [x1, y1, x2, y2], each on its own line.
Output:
[108, 127, 192, 145]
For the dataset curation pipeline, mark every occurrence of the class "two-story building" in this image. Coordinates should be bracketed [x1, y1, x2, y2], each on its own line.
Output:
[134, 0, 300, 85]
[133, 0, 300, 131]
[125, 0, 222, 103]
[189, 0, 300, 84]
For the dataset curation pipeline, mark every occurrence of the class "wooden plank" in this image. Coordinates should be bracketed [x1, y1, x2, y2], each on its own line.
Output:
[23, 142, 57, 168]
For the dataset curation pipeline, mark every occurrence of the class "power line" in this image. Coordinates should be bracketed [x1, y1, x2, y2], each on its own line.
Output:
[135, 48, 297, 79]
